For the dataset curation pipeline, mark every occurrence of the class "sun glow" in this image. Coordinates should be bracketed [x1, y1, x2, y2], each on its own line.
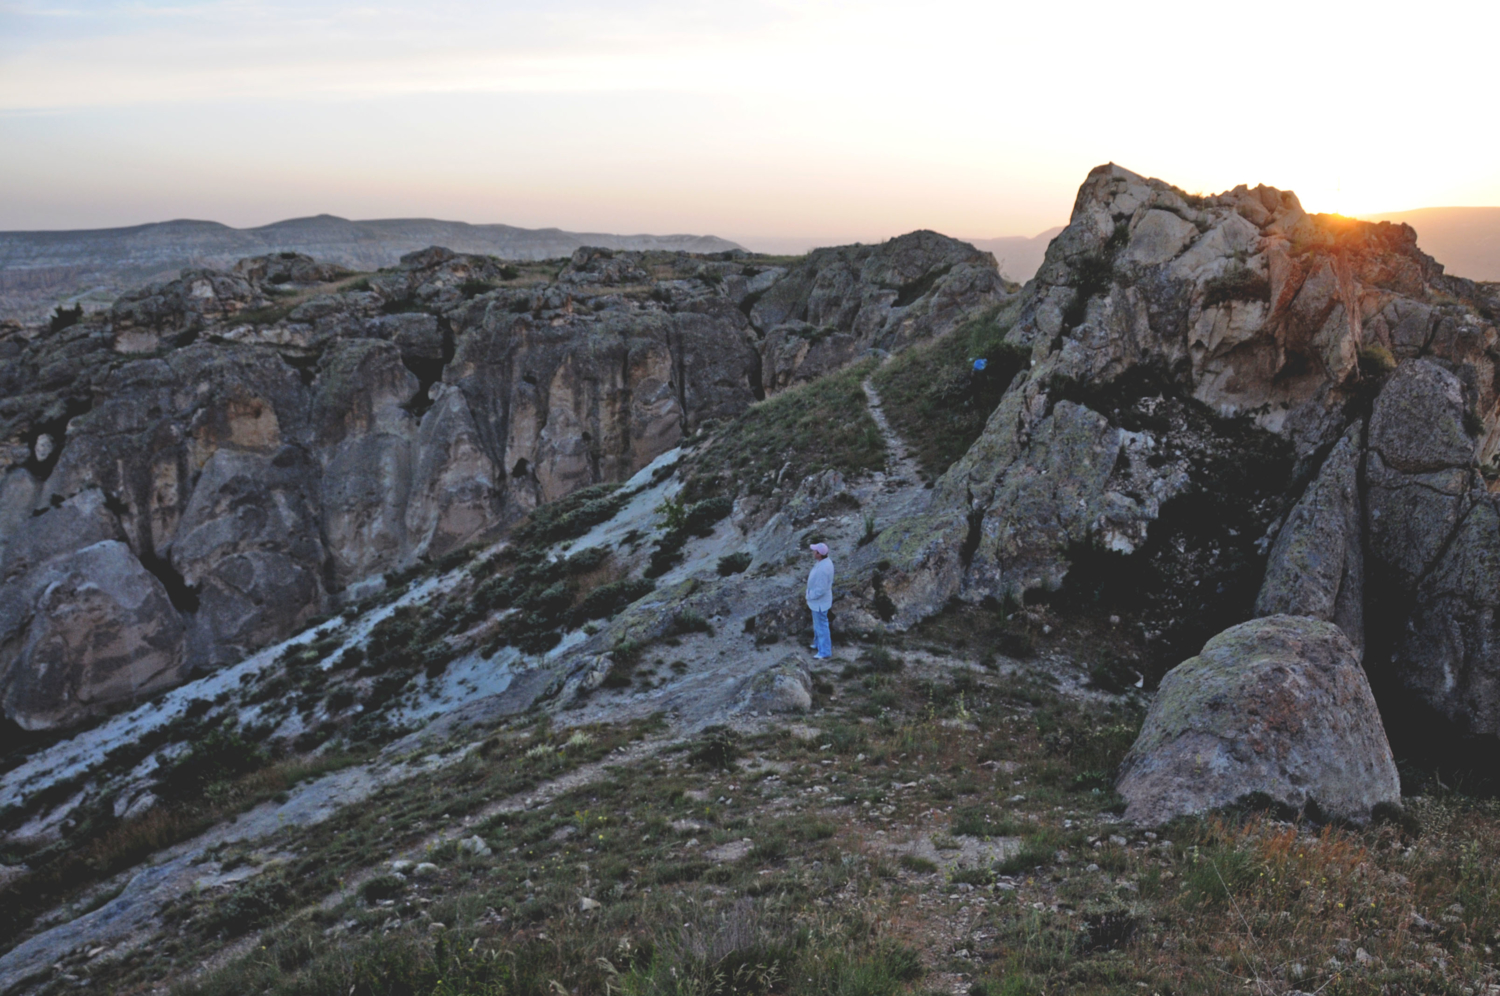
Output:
[0, 0, 1496, 234]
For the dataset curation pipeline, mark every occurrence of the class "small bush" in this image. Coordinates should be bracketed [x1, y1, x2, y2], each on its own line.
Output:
[689, 726, 739, 769]
[49, 303, 84, 333]
[563, 545, 611, 575]
[898, 853, 939, 874]
[155, 727, 268, 801]
[1203, 265, 1271, 306]
[717, 552, 753, 576]
[198, 870, 295, 938]
[683, 495, 733, 536]
[951, 805, 1016, 838]
[995, 834, 1058, 875]
[569, 578, 655, 625]
[863, 646, 903, 673]
[667, 609, 715, 638]
[359, 874, 406, 904]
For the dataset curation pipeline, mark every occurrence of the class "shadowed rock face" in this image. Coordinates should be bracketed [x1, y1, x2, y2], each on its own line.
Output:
[1118, 615, 1399, 825]
[0, 240, 998, 729]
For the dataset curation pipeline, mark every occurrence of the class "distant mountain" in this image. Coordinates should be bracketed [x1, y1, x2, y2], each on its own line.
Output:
[964, 227, 1065, 283]
[0, 215, 744, 321]
[1364, 207, 1500, 282]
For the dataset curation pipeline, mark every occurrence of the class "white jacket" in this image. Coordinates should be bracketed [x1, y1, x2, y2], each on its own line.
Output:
[806, 558, 835, 611]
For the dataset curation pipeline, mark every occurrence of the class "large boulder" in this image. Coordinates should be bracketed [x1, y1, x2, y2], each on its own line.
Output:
[0, 541, 186, 730]
[1117, 615, 1400, 825]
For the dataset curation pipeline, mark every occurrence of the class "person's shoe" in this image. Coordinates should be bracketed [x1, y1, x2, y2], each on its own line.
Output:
[813, 654, 832, 660]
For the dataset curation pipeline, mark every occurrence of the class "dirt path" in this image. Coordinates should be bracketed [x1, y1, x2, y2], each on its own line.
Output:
[862, 373, 925, 485]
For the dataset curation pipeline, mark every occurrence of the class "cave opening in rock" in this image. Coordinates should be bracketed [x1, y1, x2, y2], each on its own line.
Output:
[400, 317, 456, 418]
[138, 550, 200, 613]
[23, 395, 92, 481]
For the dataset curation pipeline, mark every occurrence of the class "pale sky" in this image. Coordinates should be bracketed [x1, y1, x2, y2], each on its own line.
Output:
[2, 0, 1498, 246]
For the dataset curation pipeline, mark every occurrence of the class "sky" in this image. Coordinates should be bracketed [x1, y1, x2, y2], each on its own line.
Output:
[2, 0, 1498, 249]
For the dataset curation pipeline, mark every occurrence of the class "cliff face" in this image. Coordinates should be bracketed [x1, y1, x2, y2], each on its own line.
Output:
[0, 234, 1004, 731]
[866, 164, 1500, 755]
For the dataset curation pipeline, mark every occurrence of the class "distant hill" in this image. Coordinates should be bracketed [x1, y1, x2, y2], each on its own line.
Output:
[965, 227, 1065, 283]
[0, 215, 744, 321]
[1364, 207, 1500, 282]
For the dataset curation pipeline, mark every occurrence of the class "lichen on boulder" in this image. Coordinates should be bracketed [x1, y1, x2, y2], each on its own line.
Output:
[1117, 615, 1399, 825]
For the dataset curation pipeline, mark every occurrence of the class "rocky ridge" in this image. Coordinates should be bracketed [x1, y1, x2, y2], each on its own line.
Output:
[0, 216, 745, 323]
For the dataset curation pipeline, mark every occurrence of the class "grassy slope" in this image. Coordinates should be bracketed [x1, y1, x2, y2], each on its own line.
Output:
[870, 303, 1028, 481]
[24, 602, 1500, 996]
[682, 359, 886, 502]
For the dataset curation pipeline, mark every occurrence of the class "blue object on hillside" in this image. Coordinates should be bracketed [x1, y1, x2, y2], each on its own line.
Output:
[972, 358, 988, 372]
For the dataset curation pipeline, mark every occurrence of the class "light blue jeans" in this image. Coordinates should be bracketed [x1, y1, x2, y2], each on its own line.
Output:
[811, 608, 832, 658]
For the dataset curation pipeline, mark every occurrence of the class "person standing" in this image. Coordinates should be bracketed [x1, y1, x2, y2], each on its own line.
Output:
[806, 543, 835, 660]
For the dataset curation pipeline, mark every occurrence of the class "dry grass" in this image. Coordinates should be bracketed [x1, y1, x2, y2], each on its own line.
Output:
[16, 622, 1500, 996]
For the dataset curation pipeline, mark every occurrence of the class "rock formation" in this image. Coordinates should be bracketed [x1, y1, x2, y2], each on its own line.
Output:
[0, 236, 999, 730]
[752, 231, 1009, 392]
[837, 165, 1500, 758]
[1117, 615, 1400, 825]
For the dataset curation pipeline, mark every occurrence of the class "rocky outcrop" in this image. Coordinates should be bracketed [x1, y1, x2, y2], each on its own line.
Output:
[1118, 615, 1400, 825]
[0, 238, 991, 729]
[863, 165, 1500, 754]
[750, 231, 1010, 392]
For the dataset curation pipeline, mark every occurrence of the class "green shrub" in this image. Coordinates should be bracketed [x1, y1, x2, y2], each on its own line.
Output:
[717, 552, 753, 576]
[49, 303, 83, 333]
[995, 834, 1058, 875]
[512, 484, 632, 547]
[569, 578, 655, 625]
[666, 610, 715, 638]
[689, 726, 739, 769]
[564, 545, 611, 575]
[950, 805, 1016, 838]
[684, 495, 733, 536]
[198, 870, 295, 938]
[1203, 265, 1271, 306]
[863, 646, 903, 673]
[155, 726, 268, 801]
[898, 853, 938, 874]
